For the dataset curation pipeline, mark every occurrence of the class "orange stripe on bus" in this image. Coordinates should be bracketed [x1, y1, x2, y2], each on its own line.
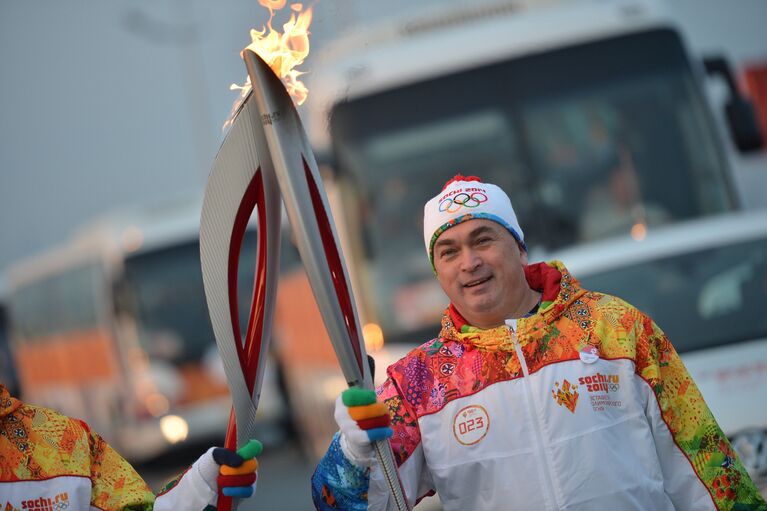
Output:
[16, 329, 119, 390]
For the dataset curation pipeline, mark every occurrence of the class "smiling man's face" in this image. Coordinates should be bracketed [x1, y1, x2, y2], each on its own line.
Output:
[433, 219, 529, 328]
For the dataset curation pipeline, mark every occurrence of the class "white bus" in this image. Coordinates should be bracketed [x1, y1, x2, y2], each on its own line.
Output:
[4, 196, 294, 462]
[272, 0, 766, 460]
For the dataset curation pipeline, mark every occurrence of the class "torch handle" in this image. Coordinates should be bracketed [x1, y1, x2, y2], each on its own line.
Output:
[373, 439, 411, 511]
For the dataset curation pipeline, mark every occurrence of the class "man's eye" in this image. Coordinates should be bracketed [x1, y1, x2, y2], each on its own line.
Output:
[476, 237, 492, 245]
[440, 248, 457, 258]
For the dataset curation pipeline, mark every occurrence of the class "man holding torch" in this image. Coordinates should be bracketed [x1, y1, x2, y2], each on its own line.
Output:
[311, 175, 766, 510]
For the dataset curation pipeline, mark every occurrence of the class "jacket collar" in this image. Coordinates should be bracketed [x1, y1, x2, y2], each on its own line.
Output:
[439, 260, 586, 348]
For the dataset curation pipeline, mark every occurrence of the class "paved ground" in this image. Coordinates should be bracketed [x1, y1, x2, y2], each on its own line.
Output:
[136, 439, 317, 509]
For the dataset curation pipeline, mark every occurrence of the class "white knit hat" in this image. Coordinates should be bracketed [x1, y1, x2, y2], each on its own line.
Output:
[423, 174, 525, 269]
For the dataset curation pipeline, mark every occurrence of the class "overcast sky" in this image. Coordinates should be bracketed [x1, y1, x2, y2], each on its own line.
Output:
[1, 0, 766, 290]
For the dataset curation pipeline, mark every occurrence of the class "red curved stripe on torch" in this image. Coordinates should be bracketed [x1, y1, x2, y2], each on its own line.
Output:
[302, 157, 364, 373]
[244, 171, 270, 388]
[223, 168, 266, 455]
[220, 168, 266, 511]
[228, 168, 265, 388]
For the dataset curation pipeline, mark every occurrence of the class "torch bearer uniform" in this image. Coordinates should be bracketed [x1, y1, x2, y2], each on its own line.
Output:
[311, 261, 766, 511]
[0, 384, 258, 511]
[0, 384, 155, 511]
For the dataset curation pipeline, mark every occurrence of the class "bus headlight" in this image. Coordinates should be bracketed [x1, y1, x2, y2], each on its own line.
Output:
[363, 323, 384, 353]
[159, 414, 189, 444]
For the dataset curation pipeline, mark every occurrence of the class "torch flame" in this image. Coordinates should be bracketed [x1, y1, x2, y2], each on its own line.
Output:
[225, 1, 313, 128]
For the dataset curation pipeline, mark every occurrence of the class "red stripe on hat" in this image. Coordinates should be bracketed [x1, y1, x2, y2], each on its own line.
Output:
[442, 174, 482, 190]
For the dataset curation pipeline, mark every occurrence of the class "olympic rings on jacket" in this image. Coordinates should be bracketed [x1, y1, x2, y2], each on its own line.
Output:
[438, 192, 488, 213]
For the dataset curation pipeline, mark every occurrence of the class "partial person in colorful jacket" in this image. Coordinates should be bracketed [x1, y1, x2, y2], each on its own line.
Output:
[0, 383, 260, 510]
[311, 175, 767, 511]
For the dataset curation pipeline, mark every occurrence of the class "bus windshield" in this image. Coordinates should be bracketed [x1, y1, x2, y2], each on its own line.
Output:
[577, 235, 767, 354]
[330, 29, 735, 341]
[121, 231, 301, 364]
[10, 262, 103, 340]
[122, 241, 218, 364]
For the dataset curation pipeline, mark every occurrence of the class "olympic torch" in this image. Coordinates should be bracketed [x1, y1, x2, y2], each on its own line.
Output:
[199, 87, 282, 511]
[242, 49, 411, 510]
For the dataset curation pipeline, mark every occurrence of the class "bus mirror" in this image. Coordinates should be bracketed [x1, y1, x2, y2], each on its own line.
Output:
[725, 97, 764, 153]
[703, 56, 764, 154]
[315, 146, 337, 177]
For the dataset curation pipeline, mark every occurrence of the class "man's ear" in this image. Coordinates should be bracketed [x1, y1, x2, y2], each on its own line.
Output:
[519, 245, 529, 265]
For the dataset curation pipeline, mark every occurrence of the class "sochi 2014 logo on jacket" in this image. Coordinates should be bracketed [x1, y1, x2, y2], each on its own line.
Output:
[580, 372, 622, 412]
[552, 372, 623, 413]
[4, 493, 70, 511]
[579, 372, 620, 393]
[551, 379, 580, 413]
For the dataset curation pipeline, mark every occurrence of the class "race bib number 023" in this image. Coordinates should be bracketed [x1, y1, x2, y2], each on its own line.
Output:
[453, 404, 490, 446]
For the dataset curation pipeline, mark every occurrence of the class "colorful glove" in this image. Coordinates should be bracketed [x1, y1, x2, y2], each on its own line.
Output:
[154, 440, 261, 511]
[216, 439, 262, 498]
[334, 387, 392, 467]
[197, 439, 261, 503]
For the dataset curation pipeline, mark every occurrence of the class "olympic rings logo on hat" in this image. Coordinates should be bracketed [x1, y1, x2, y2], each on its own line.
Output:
[438, 192, 488, 213]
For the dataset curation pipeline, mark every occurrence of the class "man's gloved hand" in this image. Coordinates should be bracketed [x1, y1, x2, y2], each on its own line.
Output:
[334, 387, 392, 467]
[154, 439, 262, 511]
[198, 439, 262, 500]
[216, 439, 262, 498]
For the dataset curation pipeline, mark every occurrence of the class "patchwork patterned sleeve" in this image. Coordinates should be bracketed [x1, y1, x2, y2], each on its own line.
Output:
[636, 315, 766, 511]
[84, 425, 155, 511]
[311, 376, 431, 510]
[311, 432, 371, 511]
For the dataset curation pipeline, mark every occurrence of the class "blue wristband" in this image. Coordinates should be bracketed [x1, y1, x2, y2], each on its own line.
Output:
[222, 486, 255, 498]
[365, 426, 393, 442]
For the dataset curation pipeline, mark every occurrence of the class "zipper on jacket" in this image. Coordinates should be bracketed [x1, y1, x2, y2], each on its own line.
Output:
[506, 319, 561, 510]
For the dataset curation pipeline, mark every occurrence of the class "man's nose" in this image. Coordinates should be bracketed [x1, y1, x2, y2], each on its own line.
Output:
[459, 248, 482, 272]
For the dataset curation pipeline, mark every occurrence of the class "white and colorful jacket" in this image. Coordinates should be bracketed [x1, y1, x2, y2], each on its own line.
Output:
[0, 385, 226, 511]
[311, 261, 766, 510]
[0, 384, 155, 511]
